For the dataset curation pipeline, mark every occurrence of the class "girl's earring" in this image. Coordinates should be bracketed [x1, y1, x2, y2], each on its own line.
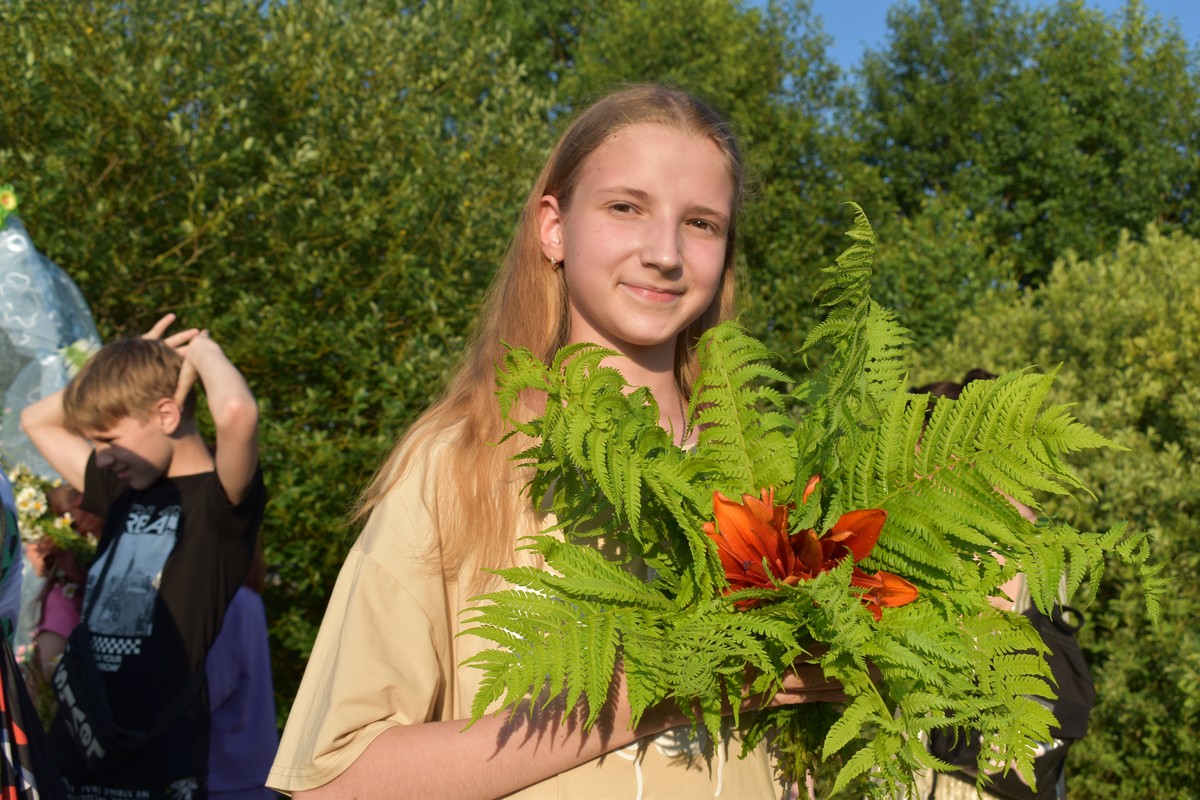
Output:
[549, 255, 561, 270]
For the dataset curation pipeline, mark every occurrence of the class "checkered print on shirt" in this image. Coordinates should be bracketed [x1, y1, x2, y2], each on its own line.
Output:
[91, 635, 141, 657]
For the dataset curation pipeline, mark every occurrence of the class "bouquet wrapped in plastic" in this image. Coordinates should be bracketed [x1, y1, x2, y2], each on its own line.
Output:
[464, 205, 1161, 797]
[0, 185, 101, 478]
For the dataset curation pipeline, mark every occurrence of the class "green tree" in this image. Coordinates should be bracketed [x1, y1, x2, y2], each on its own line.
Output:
[913, 228, 1200, 798]
[556, 0, 892, 373]
[857, 0, 1199, 284]
[1, 0, 557, 720]
[870, 194, 1014, 349]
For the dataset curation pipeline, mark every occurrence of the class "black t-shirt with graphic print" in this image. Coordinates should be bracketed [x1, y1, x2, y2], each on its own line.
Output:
[50, 452, 266, 797]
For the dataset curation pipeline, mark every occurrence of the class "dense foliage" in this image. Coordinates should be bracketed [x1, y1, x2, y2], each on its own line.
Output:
[1, 0, 1196, 791]
[856, 0, 1199, 288]
[913, 228, 1200, 798]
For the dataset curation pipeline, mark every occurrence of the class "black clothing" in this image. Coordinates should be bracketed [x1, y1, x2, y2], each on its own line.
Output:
[50, 454, 266, 799]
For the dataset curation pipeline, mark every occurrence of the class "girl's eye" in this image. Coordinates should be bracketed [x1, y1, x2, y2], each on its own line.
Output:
[688, 219, 721, 234]
[609, 202, 637, 214]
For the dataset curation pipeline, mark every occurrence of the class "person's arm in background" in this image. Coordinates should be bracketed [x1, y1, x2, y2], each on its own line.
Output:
[172, 329, 259, 505]
[19, 387, 91, 492]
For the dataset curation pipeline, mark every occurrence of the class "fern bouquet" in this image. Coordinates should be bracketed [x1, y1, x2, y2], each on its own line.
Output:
[464, 205, 1160, 798]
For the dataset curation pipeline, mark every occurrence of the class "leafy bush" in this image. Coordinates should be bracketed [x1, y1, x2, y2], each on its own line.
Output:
[913, 228, 1200, 798]
[870, 194, 1015, 350]
[1, 0, 556, 721]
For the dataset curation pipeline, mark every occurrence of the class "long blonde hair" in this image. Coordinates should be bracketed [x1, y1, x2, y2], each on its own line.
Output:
[359, 84, 747, 578]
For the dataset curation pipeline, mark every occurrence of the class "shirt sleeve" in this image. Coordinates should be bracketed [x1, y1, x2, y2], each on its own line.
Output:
[223, 465, 267, 532]
[267, 467, 451, 793]
[34, 581, 82, 639]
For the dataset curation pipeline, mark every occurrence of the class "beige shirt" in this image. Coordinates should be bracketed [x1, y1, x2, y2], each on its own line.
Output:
[268, 434, 778, 799]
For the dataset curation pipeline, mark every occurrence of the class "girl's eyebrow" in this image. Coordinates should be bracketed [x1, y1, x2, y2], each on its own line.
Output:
[597, 185, 652, 203]
[597, 185, 730, 224]
[690, 205, 731, 226]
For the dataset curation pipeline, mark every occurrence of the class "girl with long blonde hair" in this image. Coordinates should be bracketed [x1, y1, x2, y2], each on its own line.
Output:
[269, 84, 842, 800]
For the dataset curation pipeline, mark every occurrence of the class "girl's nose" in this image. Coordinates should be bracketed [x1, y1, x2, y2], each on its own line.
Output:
[641, 220, 682, 271]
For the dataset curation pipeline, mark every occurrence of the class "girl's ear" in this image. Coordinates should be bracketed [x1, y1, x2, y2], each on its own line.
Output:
[154, 396, 183, 436]
[537, 195, 564, 264]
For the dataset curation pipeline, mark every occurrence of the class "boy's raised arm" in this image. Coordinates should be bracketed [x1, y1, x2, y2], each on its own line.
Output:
[19, 388, 92, 492]
[177, 332, 259, 505]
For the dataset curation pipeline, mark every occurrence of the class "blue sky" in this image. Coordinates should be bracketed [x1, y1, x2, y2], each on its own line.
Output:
[807, 0, 1199, 72]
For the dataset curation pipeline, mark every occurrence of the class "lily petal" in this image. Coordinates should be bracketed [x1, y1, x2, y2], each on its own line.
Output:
[706, 489, 799, 593]
[790, 528, 824, 574]
[869, 569, 920, 607]
[742, 489, 793, 563]
[824, 508, 887, 563]
[714, 491, 794, 580]
[802, 475, 821, 504]
[851, 567, 919, 619]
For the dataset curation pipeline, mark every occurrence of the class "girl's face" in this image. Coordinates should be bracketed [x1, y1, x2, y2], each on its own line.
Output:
[540, 123, 733, 360]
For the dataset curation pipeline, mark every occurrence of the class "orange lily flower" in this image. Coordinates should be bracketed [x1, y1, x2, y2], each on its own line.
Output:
[703, 488, 797, 596]
[703, 488, 918, 618]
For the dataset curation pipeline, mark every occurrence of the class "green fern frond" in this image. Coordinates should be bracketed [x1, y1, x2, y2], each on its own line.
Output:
[525, 539, 673, 608]
[829, 740, 882, 795]
[824, 694, 885, 758]
[861, 304, 913, 391]
[812, 202, 875, 314]
[472, 204, 1157, 797]
[692, 322, 794, 494]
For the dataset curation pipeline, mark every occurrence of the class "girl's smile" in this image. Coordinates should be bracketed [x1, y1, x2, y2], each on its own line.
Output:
[622, 282, 684, 303]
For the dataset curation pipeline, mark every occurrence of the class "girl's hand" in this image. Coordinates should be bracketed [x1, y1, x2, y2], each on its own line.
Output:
[737, 649, 855, 711]
[632, 657, 848, 742]
[763, 661, 848, 707]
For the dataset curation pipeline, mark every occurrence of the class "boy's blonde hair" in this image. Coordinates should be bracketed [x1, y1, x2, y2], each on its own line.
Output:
[360, 85, 746, 582]
[63, 338, 194, 435]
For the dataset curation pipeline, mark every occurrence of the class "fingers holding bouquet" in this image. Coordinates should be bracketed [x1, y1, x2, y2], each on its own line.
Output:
[730, 650, 845, 713]
[771, 661, 849, 706]
[742, 646, 884, 710]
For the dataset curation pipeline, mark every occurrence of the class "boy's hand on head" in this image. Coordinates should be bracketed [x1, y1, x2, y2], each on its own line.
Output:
[142, 312, 201, 349]
[173, 330, 209, 408]
[142, 313, 176, 340]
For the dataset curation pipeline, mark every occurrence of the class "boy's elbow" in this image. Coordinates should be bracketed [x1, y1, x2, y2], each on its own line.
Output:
[214, 395, 259, 436]
[19, 403, 49, 438]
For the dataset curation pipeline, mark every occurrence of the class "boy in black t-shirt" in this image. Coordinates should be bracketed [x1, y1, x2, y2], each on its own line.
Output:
[21, 313, 266, 800]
